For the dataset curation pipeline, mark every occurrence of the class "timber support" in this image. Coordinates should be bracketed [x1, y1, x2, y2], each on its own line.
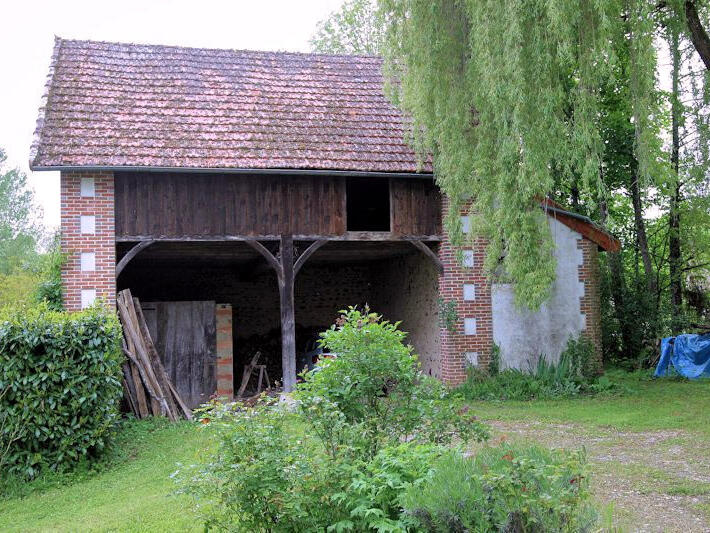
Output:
[245, 237, 327, 392]
[408, 239, 444, 274]
[116, 240, 155, 278]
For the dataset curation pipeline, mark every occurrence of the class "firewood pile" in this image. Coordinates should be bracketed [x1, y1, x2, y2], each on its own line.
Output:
[117, 289, 192, 421]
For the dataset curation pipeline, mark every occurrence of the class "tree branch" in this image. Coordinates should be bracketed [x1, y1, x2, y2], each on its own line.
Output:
[685, 1, 710, 70]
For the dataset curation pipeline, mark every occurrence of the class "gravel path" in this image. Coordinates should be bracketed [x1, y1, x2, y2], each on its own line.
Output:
[486, 420, 710, 532]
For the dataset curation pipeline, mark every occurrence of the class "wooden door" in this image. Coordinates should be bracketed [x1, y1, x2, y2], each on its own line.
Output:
[142, 301, 217, 409]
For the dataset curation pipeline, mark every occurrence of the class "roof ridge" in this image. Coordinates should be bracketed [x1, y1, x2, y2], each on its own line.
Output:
[57, 36, 383, 61]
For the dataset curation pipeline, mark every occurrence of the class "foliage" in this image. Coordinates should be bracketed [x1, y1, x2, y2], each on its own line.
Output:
[178, 308, 489, 531]
[298, 307, 488, 458]
[488, 342, 501, 375]
[459, 337, 616, 401]
[330, 443, 439, 532]
[380, 0, 622, 308]
[310, 0, 383, 55]
[377, 0, 710, 324]
[0, 236, 64, 311]
[0, 149, 41, 275]
[178, 401, 342, 532]
[0, 304, 123, 477]
[32, 239, 63, 310]
[437, 297, 458, 333]
[403, 444, 597, 532]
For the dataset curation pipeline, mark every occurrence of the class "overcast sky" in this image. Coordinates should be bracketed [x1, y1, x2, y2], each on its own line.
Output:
[0, 0, 343, 231]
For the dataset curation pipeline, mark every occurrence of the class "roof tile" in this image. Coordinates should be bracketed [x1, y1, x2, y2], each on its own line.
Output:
[30, 38, 430, 174]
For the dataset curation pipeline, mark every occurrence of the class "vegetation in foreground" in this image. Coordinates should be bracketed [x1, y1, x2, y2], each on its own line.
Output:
[176, 308, 595, 532]
[0, 418, 212, 532]
[0, 305, 123, 477]
[0, 368, 707, 531]
[458, 338, 618, 402]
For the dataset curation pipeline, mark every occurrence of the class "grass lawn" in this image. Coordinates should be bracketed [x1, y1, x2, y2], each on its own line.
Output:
[0, 419, 214, 532]
[470, 370, 710, 436]
[1, 371, 708, 531]
[469, 370, 710, 531]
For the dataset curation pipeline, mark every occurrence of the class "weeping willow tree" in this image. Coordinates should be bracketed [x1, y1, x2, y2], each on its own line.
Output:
[379, 0, 674, 309]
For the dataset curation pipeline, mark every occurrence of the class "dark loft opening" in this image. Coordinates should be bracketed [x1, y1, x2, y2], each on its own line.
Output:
[346, 177, 391, 231]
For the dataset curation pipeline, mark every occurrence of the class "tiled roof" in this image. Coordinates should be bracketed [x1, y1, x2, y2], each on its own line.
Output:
[30, 37, 430, 174]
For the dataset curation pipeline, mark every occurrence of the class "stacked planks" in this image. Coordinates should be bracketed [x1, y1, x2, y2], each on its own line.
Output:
[117, 289, 192, 420]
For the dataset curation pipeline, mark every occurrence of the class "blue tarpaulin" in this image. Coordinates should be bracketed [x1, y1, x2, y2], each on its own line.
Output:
[655, 333, 710, 378]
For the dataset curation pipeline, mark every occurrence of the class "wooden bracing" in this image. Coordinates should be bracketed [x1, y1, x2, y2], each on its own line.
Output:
[245, 236, 327, 392]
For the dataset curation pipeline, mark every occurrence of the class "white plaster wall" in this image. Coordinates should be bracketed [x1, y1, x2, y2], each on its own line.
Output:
[492, 217, 585, 370]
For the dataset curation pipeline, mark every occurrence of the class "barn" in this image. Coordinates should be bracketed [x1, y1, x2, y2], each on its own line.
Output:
[30, 38, 619, 400]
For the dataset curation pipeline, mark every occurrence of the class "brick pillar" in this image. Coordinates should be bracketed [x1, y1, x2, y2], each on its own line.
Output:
[578, 238, 603, 370]
[215, 304, 234, 399]
[60, 171, 115, 311]
[438, 197, 494, 385]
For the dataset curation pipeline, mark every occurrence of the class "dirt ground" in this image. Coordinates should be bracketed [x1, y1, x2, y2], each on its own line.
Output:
[488, 420, 710, 532]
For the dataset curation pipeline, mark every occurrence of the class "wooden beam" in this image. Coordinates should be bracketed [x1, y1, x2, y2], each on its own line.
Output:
[293, 240, 327, 276]
[116, 240, 155, 277]
[245, 240, 283, 283]
[408, 239, 444, 275]
[278, 235, 297, 393]
[116, 233, 442, 243]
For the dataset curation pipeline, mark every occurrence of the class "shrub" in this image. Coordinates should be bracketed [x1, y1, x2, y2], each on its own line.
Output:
[0, 304, 123, 477]
[178, 308, 489, 531]
[178, 400, 344, 532]
[297, 307, 488, 458]
[403, 444, 598, 532]
[459, 337, 616, 401]
[178, 310, 601, 531]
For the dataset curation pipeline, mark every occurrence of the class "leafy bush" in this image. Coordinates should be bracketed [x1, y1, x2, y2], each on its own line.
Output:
[331, 443, 441, 532]
[178, 308, 489, 531]
[0, 304, 123, 477]
[33, 242, 63, 311]
[178, 310, 601, 531]
[403, 444, 597, 532]
[297, 307, 488, 458]
[178, 400, 342, 531]
[459, 337, 616, 401]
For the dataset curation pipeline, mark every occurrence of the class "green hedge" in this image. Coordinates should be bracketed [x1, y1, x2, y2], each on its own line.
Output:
[0, 304, 123, 477]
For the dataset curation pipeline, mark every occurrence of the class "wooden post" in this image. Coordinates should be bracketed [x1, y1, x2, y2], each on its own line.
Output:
[244, 237, 326, 393]
[279, 235, 297, 392]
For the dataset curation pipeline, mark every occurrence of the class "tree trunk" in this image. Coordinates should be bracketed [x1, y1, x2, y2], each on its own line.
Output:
[669, 27, 684, 331]
[685, 1, 710, 70]
[629, 170, 656, 296]
[279, 235, 297, 392]
[600, 199, 636, 357]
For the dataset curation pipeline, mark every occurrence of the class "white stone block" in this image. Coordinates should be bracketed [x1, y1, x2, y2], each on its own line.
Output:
[81, 289, 96, 309]
[464, 352, 479, 367]
[80, 215, 95, 234]
[461, 215, 471, 234]
[80, 252, 96, 272]
[462, 250, 474, 268]
[463, 283, 476, 301]
[80, 177, 95, 197]
[464, 318, 477, 335]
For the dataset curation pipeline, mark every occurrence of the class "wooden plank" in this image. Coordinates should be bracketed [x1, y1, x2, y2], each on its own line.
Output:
[113, 172, 442, 240]
[134, 299, 179, 421]
[201, 301, 217, 403]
